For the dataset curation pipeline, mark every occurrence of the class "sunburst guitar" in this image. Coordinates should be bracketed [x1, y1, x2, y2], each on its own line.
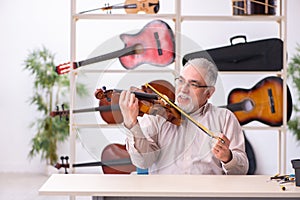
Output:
[226, 76, 293, 126]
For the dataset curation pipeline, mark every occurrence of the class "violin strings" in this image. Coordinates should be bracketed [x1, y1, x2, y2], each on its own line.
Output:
[145, 83, 224, 143]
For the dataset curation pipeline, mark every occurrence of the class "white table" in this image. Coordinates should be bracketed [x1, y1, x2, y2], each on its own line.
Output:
[39, 174, 300, 200]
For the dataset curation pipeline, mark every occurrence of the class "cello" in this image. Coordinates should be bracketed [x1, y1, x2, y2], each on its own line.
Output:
[55, 143, 136, 174]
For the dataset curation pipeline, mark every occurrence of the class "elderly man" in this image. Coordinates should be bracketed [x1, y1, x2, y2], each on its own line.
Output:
[119, 58, 249, 175]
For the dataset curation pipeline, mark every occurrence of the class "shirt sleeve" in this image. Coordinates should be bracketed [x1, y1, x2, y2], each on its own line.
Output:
[220, 110, 249, 175]
[124, 115, 163, 169]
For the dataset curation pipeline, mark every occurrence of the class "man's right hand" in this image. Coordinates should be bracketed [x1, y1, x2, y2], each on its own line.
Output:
[119, 90, 139, 129]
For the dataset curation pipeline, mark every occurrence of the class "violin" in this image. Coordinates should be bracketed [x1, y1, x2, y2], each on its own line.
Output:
[55, 143, 136, 174]
[51, 80, 181, 125]
[94, 79, 182, 125]
[79, 0, 160, 14]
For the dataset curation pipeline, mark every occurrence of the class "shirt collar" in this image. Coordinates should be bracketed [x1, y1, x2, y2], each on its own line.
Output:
[189, 102, 210, 117]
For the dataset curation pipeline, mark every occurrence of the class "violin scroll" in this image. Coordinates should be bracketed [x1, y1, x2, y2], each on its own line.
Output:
[54, 156, 70, 174]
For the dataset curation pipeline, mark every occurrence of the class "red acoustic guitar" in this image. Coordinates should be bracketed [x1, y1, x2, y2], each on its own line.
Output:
[56, 19, 175, 75]
[226, 76, 292, 126]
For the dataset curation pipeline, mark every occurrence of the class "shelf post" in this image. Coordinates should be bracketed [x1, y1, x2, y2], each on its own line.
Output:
[69, 0, 77, 176]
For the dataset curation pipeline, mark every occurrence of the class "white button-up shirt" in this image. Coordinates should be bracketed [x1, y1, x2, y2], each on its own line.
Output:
[124, 103, 249, 175]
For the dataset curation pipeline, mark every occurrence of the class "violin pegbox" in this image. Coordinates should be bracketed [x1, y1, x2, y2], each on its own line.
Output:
[54, 156, 70, 174]
[50, 104, 69, 121]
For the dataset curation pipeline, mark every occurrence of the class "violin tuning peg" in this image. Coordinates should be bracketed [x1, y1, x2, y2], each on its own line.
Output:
[64, 156, 69, 174]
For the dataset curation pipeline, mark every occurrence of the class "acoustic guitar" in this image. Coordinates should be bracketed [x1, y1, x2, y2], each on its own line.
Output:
[56, 19, 175, 75]
[225, 76, 292, 126]
[79, 0, 160, 14]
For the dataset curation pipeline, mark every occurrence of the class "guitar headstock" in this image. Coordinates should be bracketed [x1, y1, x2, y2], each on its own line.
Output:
[55, 62, 77, 75]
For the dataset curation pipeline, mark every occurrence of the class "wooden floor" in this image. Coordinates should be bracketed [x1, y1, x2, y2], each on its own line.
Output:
[0, 173, 90, 200]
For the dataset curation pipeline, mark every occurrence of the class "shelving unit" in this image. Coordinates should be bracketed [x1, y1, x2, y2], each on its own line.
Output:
[68, 0, 288, 174]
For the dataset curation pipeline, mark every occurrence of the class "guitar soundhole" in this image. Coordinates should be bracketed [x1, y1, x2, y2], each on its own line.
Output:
[243, 99, 254, 112]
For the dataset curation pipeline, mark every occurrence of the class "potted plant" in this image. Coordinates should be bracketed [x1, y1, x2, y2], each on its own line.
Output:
[24, 46, 87, 166]
[287, 44, 300, 141]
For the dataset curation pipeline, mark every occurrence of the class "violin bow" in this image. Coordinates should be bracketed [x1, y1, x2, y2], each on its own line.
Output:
[145, 83, 225, 143]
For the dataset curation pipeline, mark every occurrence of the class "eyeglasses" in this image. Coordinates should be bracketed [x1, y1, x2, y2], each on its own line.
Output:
[174, 77, 211, 89]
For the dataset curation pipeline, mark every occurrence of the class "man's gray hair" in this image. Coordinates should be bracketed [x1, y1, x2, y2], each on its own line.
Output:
[184, 58, 218, 86]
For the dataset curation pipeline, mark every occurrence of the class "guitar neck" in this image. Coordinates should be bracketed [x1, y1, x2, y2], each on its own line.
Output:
[75, 44, 142, 68]
[221, 99, 254, 112]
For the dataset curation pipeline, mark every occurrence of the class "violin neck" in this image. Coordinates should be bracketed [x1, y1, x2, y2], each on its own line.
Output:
[113, 89, 159, 101]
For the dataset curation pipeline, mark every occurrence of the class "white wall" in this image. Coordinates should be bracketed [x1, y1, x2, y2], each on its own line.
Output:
[0, 0, 299, 175]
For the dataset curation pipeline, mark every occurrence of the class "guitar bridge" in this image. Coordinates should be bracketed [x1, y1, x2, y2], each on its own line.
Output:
[268, 88, 275, 113]
[154, 32, 163, 55]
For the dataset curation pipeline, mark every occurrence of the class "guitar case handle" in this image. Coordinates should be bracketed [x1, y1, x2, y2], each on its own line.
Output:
[230, 35, 247, 45]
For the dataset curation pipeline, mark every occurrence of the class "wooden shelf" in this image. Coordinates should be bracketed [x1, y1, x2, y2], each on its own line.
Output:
[74, 14, 284, 23]
[69, 0, 288, 174]
[78, 69, 176, 74]
[74, 13, 176, 20]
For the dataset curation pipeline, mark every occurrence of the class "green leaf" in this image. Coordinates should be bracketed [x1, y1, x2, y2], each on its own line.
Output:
[287, 43, 300, 142]
[24, 46, 87, 165]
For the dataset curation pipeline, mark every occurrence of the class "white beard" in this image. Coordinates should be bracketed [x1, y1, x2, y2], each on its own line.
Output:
[175, 92, 195, 113]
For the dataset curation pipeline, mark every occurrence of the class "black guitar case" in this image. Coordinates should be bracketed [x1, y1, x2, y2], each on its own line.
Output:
[182, 36, 283, 71]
